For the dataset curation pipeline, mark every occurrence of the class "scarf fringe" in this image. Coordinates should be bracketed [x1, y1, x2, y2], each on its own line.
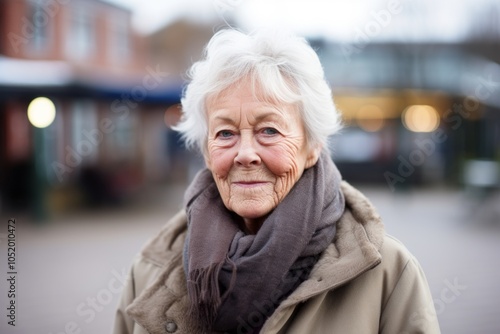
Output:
[187, 262, 225, 331]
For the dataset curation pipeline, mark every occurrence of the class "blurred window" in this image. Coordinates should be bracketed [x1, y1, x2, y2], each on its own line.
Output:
[65, 5, 95, 60]
[71, 100, 98, 165]
[108, 13, 130, 64]
[109, 111, 137, 161]
[27, 0, 51, 55]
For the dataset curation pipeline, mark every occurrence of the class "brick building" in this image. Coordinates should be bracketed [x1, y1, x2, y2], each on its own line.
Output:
[0, 0, 181, 216]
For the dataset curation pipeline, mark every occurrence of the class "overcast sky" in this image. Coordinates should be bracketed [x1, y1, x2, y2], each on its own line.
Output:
[104, 0, 499, 42]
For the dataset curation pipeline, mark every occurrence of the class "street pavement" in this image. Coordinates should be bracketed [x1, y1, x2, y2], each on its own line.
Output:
[0, 181, 499, 334]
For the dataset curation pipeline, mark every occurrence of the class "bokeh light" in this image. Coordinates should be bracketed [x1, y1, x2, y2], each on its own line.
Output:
[27, 97, 56, 128]
[356, 104, 385, 132]
[402, 105, 440, 132]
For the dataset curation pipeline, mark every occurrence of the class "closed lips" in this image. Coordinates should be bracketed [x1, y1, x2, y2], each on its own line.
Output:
[233, 181, 269, 188]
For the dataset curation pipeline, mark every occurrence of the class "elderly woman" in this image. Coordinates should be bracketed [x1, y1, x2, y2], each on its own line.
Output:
[114, 30, 440, 334]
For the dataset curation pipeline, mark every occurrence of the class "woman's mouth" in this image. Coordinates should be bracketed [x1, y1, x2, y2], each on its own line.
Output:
[232, 181, 270, 188]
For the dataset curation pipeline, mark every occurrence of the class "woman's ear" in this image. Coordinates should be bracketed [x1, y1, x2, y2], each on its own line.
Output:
[305, 144, 322, 169]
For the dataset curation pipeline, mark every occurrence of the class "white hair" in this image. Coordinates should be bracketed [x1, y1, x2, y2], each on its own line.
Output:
[174, 29, 342, 152]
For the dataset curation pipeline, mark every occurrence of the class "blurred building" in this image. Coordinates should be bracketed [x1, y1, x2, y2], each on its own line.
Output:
[311, 40, 500, 189]
[149, 18, 217, 79]
[0, 0, 181, 217]
[1, 0, 499, 218]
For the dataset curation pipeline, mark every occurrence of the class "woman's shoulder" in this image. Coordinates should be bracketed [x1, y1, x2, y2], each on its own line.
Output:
[378, 233, 427, 287]
[381, 234, 415, 263]
[334, 181, 425, 288]
[339, 181, 417, 264]
[376, 234, 418, 282]
[336, 181, 385, 252]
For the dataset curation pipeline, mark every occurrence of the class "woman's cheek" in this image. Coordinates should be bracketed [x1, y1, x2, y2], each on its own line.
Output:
[208, 146, 236, 176]
[261, 146, 297, 176]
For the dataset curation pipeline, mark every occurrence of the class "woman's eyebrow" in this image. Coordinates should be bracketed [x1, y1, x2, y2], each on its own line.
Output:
[208, 107, 236, 124]
[253, 108, 289, 122]
[254, 112, 277, 122]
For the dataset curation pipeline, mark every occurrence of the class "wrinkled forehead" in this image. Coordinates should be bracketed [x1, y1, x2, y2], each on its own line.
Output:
[206, 73, 301, 111]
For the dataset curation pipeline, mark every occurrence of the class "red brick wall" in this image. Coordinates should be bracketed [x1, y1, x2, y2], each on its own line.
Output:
[0, 0, 144, 72]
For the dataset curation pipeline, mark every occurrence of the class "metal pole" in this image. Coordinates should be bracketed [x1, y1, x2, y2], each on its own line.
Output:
[33, 126, 48, 222]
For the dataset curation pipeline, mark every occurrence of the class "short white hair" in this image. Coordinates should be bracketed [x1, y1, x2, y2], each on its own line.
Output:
[174, 29, 342, 152]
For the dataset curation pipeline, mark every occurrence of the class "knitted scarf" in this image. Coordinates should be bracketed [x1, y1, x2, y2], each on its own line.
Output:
[183, 151, 345, 333]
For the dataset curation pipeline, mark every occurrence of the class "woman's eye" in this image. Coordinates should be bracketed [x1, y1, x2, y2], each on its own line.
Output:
[262, 128, 278, 135]
[217, 130, 233, 138]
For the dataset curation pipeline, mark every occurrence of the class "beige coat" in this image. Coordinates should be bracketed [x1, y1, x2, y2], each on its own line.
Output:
[113, 182, 441, 334]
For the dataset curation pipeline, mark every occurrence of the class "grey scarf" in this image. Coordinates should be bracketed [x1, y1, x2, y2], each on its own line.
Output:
[183, 151, 345, 333]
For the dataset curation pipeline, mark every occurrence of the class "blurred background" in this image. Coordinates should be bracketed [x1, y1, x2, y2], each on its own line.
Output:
[0, 0, 499, 333]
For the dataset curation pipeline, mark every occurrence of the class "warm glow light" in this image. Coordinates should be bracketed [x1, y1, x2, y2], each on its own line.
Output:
[27, 97, 56, 128]
[356, 105, 384, 132]
[402, 105, 440, 132]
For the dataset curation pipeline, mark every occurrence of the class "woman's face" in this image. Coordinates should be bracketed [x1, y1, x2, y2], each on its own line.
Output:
[205, 80, 320, 232]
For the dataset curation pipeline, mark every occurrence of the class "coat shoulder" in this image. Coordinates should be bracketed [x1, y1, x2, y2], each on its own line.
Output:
[339, 181, 385, 251]
[379, 234, 415, 269]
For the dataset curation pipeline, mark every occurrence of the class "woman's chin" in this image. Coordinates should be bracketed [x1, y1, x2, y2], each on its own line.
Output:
[228, 194, 275, 218]
[231, 204, 273, 228]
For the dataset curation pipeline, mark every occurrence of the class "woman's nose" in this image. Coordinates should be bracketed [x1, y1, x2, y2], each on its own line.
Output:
[234, 133, 261, 167]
